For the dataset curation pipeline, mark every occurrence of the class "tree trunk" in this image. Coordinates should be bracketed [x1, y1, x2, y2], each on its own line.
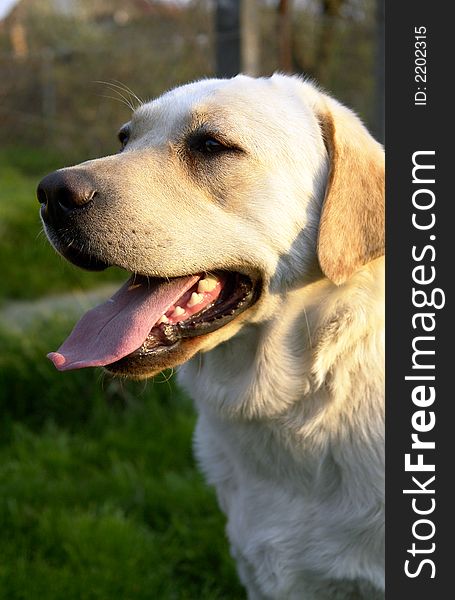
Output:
[277, 0, 293, 73]
[241, 0, 260, 76]
[215, 0, 241, 77]
[316, 0, 344, 83]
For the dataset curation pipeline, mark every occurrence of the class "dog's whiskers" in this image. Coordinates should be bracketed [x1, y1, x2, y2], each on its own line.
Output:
[302, 304, 313, 350]
[99, 94, 135, 112]
[110, 79, 144, 107]
[95, 80, 143, 112]
[157, 368, 174, 386]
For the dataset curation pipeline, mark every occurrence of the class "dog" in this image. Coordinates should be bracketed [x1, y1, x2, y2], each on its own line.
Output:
[37, 74, 384, 599]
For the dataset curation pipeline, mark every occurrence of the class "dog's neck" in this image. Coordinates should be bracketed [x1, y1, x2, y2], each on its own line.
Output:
[179, 257, 384, 427]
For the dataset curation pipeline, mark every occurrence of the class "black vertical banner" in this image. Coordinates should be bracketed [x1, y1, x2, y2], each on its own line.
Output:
[386, 1, 452, 598]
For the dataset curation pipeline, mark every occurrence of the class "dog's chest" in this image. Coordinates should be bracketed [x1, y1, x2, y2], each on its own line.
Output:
[192, 407, 384, 596]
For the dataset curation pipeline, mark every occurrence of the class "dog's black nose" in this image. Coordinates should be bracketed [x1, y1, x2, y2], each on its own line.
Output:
[37, 170, 97, 220]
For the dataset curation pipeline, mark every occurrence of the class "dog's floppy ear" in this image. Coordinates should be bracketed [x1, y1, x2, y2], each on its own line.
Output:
[316, 97, 384, 285]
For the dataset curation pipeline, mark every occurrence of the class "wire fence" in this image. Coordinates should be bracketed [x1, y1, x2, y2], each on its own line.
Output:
[0, 0, 379, 162]
[0, 39, 214, 160]
[0, 0, 215, 159]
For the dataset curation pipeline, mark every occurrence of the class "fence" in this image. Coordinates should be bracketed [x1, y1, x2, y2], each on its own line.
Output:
[0, 0, 379, 163]
[0, 37, 214, 161]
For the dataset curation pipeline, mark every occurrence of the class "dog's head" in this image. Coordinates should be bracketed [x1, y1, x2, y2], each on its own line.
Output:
[37, 74, 384, 379]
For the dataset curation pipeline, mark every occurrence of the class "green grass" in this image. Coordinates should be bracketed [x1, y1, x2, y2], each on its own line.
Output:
[0, 148, 125, 303]
[0, 320, 244, 599]
[0, 149, 245, 599]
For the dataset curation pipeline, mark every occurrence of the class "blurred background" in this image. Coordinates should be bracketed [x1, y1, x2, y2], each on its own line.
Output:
[0, 1, 383, 598]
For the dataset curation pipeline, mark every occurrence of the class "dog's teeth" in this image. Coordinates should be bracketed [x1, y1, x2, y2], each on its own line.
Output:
[171, 306, 185, 317]
[157, 315, 169, 324]
[197, 276, 218, 293]
[187, 292, 204, 308]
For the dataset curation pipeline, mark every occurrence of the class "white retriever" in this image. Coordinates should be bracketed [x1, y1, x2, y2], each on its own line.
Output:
[38, 74, 384, 599]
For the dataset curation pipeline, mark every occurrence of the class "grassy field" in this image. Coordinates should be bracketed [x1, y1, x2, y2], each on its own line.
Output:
[0, 150, 244, 599]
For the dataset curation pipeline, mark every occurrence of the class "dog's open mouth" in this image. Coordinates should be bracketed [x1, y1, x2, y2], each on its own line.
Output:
[47, 271, 257, 373]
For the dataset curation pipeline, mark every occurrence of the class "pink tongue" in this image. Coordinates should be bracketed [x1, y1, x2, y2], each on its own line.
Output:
[47, 274, 200, 371]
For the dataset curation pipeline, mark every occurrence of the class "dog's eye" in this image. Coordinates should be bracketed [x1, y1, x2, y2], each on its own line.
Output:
[118, 128, 130, 152]
[201, 137, 225, 153]
[190, 134, 230, 156]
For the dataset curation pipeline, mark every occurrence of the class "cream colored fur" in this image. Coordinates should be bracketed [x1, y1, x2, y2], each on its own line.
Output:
[175, 76, 385, 599]
[45, 74, 385, 598]
[182, 257, 384, 599]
